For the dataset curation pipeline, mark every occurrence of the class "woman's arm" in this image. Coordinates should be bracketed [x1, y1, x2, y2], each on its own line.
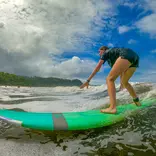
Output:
[87, 60, 104, 82]
[80, 59, 104, 89]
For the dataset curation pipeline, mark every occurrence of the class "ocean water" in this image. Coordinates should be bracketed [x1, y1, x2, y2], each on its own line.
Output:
[0, 82, 156, 156]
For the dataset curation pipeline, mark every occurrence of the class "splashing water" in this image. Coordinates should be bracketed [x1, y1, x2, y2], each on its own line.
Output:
[0, 82, 156, 156]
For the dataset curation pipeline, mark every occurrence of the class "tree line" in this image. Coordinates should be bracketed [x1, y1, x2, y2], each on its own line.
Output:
[0, 72, 82, 87]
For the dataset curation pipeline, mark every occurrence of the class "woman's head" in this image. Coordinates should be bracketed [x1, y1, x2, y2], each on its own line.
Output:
[99, 46, 109, 56]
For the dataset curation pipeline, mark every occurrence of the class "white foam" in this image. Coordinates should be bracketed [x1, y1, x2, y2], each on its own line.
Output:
[0, 82, 155, 113]
[0, 85, 108, 112]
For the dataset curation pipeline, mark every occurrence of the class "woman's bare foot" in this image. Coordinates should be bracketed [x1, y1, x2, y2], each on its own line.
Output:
[100, 107, 117, 114]
[134, 101, 141, 106]
[133, 97, 141, 106]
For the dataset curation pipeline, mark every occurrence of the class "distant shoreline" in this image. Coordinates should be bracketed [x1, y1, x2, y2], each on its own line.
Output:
[0, 72, 82, 87]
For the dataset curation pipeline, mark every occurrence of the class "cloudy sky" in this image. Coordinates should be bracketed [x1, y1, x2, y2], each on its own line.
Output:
[0, 0, 155, 84]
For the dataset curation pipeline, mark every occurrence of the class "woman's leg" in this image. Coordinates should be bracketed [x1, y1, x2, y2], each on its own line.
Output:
[121, 67, 141, 106]
[101, 57, 131, 114]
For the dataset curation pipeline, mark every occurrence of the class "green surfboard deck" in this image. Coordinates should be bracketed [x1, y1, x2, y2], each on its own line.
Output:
[0, 99, 155, 131]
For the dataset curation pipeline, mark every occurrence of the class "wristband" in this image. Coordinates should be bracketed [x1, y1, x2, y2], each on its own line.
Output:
[87, 80, 90, 83]
[133, 97, 139, 102]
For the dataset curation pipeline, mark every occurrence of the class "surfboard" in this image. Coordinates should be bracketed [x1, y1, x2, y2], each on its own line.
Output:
[0, 99, 155, 131]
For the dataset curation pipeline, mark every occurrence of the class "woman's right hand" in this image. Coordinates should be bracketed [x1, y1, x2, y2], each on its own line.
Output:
[80, 81, 89, 89]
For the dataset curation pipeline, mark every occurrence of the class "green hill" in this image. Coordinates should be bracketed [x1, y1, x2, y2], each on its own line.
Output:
[0, 72, 82, 87]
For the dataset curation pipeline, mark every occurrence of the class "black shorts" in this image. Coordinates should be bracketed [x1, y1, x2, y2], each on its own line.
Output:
[120, 49, 139, 68]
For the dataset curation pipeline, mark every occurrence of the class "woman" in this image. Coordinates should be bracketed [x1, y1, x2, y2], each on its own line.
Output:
[80, 46, 141, 114]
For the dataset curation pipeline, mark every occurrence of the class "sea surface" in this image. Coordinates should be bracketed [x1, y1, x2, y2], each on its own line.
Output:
[0, 82, 156, 156]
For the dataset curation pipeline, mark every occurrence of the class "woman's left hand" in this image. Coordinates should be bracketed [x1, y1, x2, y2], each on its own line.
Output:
[80, 81, 89, 89]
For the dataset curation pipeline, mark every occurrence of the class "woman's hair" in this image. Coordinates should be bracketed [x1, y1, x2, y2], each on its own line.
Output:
[99, 46, 109, 50]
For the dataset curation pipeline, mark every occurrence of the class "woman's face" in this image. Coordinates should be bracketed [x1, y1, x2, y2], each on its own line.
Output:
[99, 49, 105, 57]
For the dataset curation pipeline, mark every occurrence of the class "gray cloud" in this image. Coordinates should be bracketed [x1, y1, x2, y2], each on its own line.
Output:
[128, 39, 137, 44]
[136, 14, 156, 39]
[118, 25, 132, 34]
[0, 47, 97, 78]
[135, 0, 156, 38]
[0, 0, 115, 79]
[151, 49, 156, 53]
[144, 0, 156, 13]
